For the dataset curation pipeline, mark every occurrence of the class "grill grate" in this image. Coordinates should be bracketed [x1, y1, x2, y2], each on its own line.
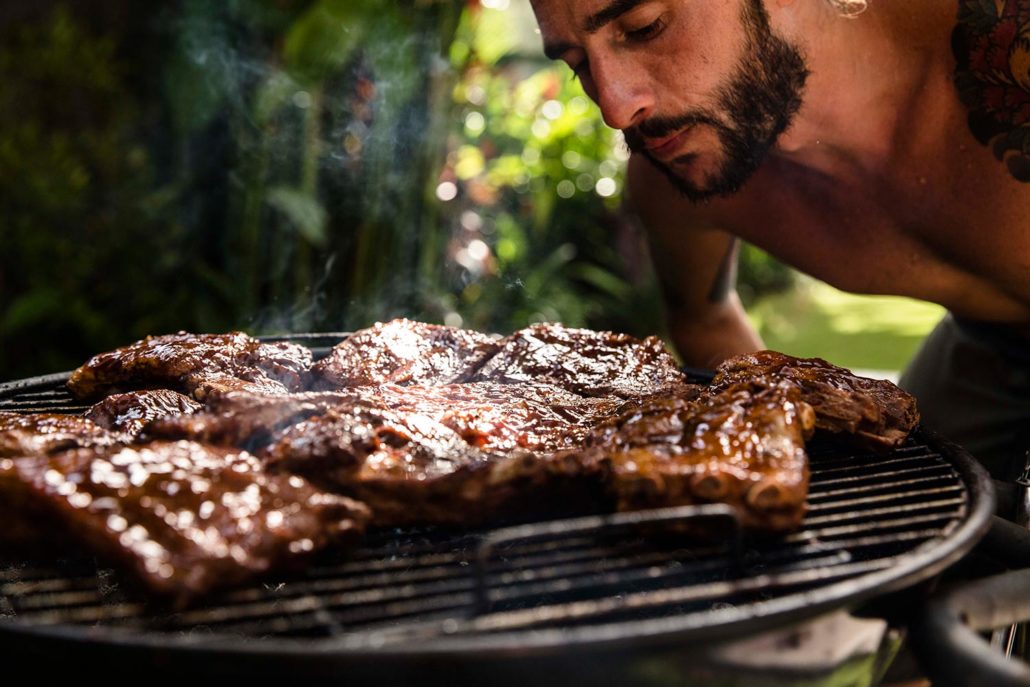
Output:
[0, 368, 993, 660]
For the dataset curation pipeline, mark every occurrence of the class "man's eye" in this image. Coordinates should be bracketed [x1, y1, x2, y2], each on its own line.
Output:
[625, 17, 667, 42]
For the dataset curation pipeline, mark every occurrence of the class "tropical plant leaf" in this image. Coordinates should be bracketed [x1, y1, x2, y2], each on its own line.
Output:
[266, 186, 328, 246]
[283, 0, 372, 84]
[253, 70, 301, 125]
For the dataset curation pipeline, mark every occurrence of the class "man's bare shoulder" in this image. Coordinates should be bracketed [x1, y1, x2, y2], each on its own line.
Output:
[953, 0, 1030, 181]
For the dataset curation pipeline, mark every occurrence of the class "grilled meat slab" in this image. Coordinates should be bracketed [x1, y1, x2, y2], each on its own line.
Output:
[580, 378, 815, 532]
[471, 323, 687, 398]
[85, 389, 202, 436]
[150, 383, 625, 527]
[0, 413, 123, 548]
[334, 382, 627, 452]
[311, 319, 499, 389]
[710, 351, 919, 449]
[261, 379, 810, 531]
[2, 440, 370, 602]
[148, 390, 364, 450]
[67, 332, 313, 400]
[263, 402, 611, 527]
[0, 411, 120, 457]
[151, 382, 631, 454]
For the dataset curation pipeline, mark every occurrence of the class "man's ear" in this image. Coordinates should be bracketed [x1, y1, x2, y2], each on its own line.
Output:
[825, 0, 868, 18]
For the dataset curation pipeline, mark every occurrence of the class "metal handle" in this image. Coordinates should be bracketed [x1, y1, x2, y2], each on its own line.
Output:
[910, 568, 1030, 687]
[473, 504, 743, 614]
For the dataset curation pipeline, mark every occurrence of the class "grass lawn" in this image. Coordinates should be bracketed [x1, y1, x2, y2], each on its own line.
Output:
[747, 277, 946, 374]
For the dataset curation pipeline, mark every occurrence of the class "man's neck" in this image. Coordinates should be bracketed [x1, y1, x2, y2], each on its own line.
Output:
[768, 0, 956, 178]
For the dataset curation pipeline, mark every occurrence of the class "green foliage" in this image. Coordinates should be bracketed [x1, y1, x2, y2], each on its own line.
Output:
[0, 1, 791, 381]
[0, 6, 189, 376]
[283, 0, 371, 85]
[737, 243, 794, 307]
[0, 2, 464, 379]
[750, 279, 944, 373]
[425, 5, 666, 338]
[423, 4, 792, 340]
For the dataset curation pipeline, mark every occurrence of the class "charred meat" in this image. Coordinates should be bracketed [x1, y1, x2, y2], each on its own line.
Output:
[85, 389, 202, 436]
[263, 403, 610, 527]
[152, 382, 629, 454]
[0, 411, 120, 457]
[471, 323, 687, 399]
[580, 378, 815, 532]
[67, 332, 313, 400]
[710, 351, 919, 449]
[2, 440, 370, 603]
[340, 382, 627, 452]
[147, 389, 368, 450]
[311, 319, 499, 389]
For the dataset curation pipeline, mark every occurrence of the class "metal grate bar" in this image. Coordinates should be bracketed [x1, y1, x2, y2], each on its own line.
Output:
[4, 506, 962, 636]
[808, 453, 946, 480]
[1, 402, 90, 414]
[8, 602, 148, 625]
[786, 511, 960, 543]
[463, 558, 898, 634]
[806, 487, 963, 514]
[806, 468, 954, 500]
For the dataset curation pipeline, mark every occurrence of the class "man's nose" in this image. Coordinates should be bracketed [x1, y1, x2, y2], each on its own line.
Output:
[588, 56, 654, 131]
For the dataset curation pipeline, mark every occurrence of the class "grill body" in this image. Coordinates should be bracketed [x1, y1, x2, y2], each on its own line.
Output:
[0, 342, 995, 683]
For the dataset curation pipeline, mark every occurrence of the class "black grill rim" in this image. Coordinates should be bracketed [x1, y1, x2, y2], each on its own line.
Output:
[0, 351, 996, 668]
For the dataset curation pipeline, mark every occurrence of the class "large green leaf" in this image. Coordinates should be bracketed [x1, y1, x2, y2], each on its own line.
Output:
[266, 185, 328, 246]
[284, 0, 374, 84]
[253, 70, 302, 125]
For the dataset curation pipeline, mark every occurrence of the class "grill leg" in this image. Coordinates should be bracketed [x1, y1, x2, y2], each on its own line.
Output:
[992, 449, 1030, 659]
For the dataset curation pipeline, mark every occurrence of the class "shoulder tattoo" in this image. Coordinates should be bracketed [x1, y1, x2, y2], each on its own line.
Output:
[953, 0, 1030, 180]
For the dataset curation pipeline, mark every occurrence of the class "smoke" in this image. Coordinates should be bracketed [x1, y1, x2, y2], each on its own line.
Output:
[161, 1, 461, 335]
[244, 254, 338, 335]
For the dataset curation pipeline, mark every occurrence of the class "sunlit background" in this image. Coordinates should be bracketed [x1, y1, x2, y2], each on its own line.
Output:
[0, 0, 943, 381]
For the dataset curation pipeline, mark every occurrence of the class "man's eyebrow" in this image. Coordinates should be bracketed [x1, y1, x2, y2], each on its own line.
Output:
[583, 0, 648, 34]
[542, 0, 648, 60]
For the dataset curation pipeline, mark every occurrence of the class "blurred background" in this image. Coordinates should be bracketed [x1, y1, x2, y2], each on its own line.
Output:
[0, 0, 944, 381]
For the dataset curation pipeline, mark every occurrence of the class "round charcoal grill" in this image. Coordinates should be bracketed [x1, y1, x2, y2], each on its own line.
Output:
[0, 334, 995, 684]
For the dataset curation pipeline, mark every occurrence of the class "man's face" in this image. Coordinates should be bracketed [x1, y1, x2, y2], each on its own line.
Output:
[531, 0, 809, 202]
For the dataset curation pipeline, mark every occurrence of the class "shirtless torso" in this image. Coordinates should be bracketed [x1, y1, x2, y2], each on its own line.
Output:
[619, 0, 1030, 366]
[531, 0, 1030, 476]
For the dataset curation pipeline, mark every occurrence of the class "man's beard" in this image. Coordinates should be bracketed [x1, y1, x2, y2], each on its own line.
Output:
[623, 0, 809, 203]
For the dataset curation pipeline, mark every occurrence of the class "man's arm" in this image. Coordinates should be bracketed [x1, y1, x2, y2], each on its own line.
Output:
[626, 154, 763, 368]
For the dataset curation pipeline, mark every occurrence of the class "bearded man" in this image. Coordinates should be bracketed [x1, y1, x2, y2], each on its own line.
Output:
[529, 0, 1030, 482]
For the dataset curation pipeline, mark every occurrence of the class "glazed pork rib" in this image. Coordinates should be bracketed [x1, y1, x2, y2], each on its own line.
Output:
[0, 322, 930, 605]
[0, 412, 127, 547]
[67, 332, 313, 401]
[709, 351, 919, 449]
[85, 389, 202, 436]
[32, 325, 921, 546]
[1, 440, 370, 603]
[147, 389, 366, 450]
[311, 318, 499, 389]
[0, 411, 121, 457]
[256, 378, 812, 532]
[576, 378, 815, 532]
[262, 403, 611, 527]
[149, 381, 637, 455]
[471, 323, 688, 399]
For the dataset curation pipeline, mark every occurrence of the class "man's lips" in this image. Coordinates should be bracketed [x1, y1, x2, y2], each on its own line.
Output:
[642, 128, 690, 159]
